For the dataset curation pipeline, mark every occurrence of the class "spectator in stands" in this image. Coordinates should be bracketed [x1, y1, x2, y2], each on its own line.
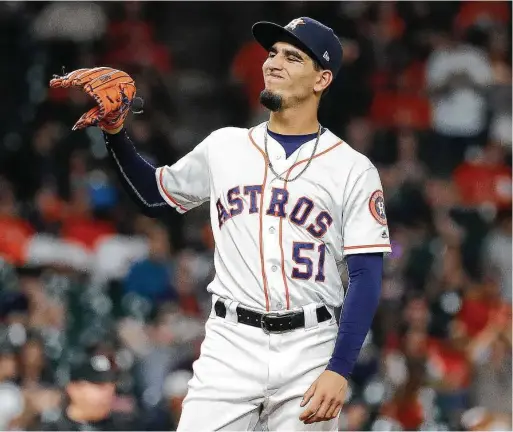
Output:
[0, 178, 34, 266]
[339, 401, 370, 431]
[343, 117, 375, 156]
[429, 319, 472, 426]
[123, 223, 178, 306]
[394, 128, 428, 184]
[487, 25, 512, 148]
[17, 332, 54, 388]
[144, 368, 193, 430]
[384, 325, 430, 390]
[103, 3, 171, 73]
[38, 354, 138, 430]
[453, 139, 512, 211]
[0, 380, 25, 431]
[172, 249, 207, 317]
[31, 1, 107, 43]
[60, 187, 116, 251]
[0, 122, 62, 202]
[380, 359, 427, 430]
[125, 310, 197, 417]
[426, 26, 493, 176]
[0, 343, 18, 384]
[481, 209, 512, 302]
[467, 303, 512, 419]
[454, 1, 511, 34]
[0, 257, 20, 294]
[16, 268, 65, 333]
[230, 38, 268, 117]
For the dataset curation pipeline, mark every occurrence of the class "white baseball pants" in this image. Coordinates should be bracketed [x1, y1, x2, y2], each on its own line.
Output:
[177, 295, 339, 431]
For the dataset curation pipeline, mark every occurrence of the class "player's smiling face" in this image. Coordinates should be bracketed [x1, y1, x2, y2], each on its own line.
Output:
[262, 42, 332, 106]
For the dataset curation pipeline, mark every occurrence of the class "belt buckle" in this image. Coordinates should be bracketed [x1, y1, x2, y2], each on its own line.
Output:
[260, 312, 289, 334]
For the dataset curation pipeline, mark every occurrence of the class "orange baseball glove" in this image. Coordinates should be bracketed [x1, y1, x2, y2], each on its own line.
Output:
[49, 67, 137, 132]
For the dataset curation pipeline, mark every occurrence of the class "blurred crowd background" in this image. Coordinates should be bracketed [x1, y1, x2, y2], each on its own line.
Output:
[0, 1, 511, 431]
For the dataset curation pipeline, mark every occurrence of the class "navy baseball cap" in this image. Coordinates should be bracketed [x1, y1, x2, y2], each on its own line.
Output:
[69, 354, 116, 383]
[252, 17, 343, 78]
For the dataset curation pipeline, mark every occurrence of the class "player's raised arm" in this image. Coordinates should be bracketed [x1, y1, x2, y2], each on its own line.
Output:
[102, 127, 212, 217]
[48, 67, 211, 218]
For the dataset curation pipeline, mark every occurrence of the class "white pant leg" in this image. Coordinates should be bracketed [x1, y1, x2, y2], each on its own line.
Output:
[262, 317, 339, 431]
[178, 315, 267, 431]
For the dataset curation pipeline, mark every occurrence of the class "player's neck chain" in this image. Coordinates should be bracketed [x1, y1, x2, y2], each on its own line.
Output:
[264, 122, 321, 182]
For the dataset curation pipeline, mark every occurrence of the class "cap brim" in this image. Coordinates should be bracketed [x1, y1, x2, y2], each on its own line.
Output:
[252, 21, 323, 67]
[91, 371, 116, 383]
[71, 371, 116, 383]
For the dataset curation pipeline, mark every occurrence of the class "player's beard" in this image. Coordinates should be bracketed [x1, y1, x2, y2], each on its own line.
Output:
[259, 89, 283, 112]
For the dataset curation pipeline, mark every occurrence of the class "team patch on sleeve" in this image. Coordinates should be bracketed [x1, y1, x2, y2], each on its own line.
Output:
[368, 190, 387, 225]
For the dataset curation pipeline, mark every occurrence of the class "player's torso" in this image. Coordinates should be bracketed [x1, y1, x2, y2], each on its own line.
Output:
[206, 123, 356, 312]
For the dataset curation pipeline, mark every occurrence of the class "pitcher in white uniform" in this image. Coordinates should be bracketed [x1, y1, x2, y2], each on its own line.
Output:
[50, 16, 391, 432]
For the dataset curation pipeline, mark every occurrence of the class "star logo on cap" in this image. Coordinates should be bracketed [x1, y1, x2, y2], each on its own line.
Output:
[285, 18, 306, 30]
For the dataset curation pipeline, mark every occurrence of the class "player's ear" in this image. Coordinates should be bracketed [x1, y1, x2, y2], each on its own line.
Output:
[314, 70, 332, 94]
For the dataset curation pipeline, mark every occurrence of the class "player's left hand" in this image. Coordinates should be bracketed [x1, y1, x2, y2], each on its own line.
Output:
[299, 370, 348, 424]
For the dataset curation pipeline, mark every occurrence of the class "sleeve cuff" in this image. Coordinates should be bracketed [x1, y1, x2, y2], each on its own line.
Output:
[155, 167, 189, 214]
[326, 357, 352, 379]
[102, 128, 127, 148]
[343, 244, 392, 256]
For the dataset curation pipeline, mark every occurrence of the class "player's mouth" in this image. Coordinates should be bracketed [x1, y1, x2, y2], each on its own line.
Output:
[265, 74, 285, 82]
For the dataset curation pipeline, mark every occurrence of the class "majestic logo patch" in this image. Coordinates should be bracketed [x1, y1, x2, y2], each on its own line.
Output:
[286, 18, 306, 30]
[369, 190, 387, 226]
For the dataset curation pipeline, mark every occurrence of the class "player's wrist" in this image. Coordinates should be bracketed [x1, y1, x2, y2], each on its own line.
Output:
[326, 358, 352, 380]
[102, 124, 124, 135]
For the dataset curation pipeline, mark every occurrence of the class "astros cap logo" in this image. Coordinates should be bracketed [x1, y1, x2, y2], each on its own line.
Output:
[286, 18, 306, 30]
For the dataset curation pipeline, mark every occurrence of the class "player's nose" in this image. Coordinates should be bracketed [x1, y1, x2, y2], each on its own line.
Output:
[267, 54, 285, 70]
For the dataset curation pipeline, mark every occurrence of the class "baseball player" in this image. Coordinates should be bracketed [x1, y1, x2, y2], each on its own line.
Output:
[49, 17, 391, 431]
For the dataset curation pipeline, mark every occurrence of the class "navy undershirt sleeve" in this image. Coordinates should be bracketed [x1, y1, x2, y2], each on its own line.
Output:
[103, 129, 170, 218]
[326, 253, 383, 379]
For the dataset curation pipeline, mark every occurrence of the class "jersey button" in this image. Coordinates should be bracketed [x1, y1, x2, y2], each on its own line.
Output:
[276, 302, 283, 309]
[269, 227, 275, 234]
[271, 265, 278, 272]
[276, 155, 282, 160]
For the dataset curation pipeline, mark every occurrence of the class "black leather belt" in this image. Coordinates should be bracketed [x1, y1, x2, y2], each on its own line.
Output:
[214, 300, 332, 334]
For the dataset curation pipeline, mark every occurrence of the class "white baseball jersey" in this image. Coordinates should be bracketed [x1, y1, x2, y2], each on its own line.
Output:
[156, 122, 391, 312]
